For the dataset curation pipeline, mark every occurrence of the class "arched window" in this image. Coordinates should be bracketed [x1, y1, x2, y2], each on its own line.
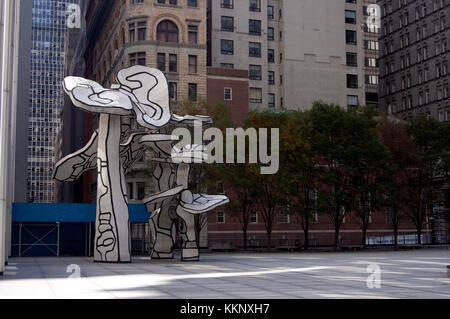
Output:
[156, 20, 179, 43]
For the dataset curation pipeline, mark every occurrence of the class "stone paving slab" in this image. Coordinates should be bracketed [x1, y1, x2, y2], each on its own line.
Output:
[0, 249, 449, 299]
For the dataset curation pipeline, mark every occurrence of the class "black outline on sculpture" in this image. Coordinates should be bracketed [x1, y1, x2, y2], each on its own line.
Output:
[54, 65, 230, 263]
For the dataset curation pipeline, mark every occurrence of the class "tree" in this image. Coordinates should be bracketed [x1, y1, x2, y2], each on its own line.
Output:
[216, 163, 255, 249]
[348, 106, 391, 247]
[281, 111, 319, 250]
[377, 116, 414, 250]
[309, 102, 373, 251]
[404, 115, 448, 244]
[246, 110, 287, 251]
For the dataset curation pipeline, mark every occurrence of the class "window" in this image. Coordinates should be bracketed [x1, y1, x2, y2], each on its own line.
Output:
[250, 212, 257, 224]
[157, 53, 165, 71]
[346, 30, 357, 45]
[268, 27, 274, 41]
[129, 21, 147, 42]
[130, 52, 146, 66]
[249, 64, 262, 80]
[364, 40, 379, 51]
[188, 83, 198, 101]
[268, 71, 275, 85]
[346, 52, 357, 66]
[224, 88, 232, 101]
[169, 82, 177, 101]
[249, 87, 262, 103]
[156, 20, 178, 43]
[157, 0, 178, 3]
[169, 54, 177, 72]
[268, 93, 275, 108]
[137, 182, 145, 200]
[268, 5, 274, 19]
[347, 95, 358, 107]
[365, 75, 378, 85]
[188, 25, 198, 44]
[217, 181, 225, 194]
[347, 74, 358, 88]
[220, 63, 234, 69]
[277, 210, 289, 224]
[221, 39, 234, 55]
[249, 0, 261, 12]
[249, 19, 262, 36]
[132, 0, 144, 3]
[436, 41, 442, 55]
[221, 0, 233, 9]
[188, 55, 197, 74]
[345, 10, 356, 24]
[365, 57, 377, 67]
[217, 211, 225, 223]
[266, 50, 274, 64]
[249, 42, 261, 57]
[187, 0, 197, 7]
[221, 16, 234, 32]
[127, 183, 134, 200]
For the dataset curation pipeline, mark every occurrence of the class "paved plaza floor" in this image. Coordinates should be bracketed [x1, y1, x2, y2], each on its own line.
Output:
[0, 249, 449, 299]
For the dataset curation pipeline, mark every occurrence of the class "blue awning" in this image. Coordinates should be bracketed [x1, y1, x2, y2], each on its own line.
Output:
[12, 203, 151, 223]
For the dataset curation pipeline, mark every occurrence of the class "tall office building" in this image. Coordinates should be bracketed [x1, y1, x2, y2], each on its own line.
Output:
[208, 0, 379, 110]
[378, 0, 449, 120]
[55, 0, 89, 203]
[27, 0, 77, 203]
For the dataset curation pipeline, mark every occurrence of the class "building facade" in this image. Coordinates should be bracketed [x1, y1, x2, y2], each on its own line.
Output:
[85, 0, 208, 108]
[27, 0, 77, 203]
[207, 67, 249, 126]
[208, 0, 379, 111]
[378, 0, 449, 120]
[55, 0, 89, 204]
[378, 0, 449, 243]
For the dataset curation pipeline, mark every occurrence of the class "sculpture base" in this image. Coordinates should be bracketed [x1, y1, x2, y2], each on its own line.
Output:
[93, 260, 132, 264]
[181, 248, 199, 262]
[151, 252, 174, 260]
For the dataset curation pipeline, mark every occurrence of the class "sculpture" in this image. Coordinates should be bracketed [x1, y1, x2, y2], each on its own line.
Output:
[53, 66, 229, 263]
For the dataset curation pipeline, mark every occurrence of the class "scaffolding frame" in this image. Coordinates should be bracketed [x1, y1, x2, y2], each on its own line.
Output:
[13, 222, 60, 257]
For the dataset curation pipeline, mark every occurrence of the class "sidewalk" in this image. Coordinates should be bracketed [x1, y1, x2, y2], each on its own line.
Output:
[0, 250, 449, 299]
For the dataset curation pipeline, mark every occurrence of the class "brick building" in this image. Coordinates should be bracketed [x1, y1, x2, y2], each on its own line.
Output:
[207, 193, 426, 249]
[207, 67, 249, 126]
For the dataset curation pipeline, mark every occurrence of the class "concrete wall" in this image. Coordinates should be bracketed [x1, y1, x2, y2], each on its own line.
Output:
[13, 1, 32, 203]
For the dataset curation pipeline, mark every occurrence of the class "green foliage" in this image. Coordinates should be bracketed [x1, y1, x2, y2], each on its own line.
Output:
[175, 98, 450, 249]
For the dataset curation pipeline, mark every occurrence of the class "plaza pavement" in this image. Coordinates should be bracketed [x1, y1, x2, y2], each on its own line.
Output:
[0, 249, 449, 299]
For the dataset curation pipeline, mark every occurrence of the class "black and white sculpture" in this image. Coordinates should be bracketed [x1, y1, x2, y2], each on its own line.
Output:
[141, 129, 229, 261]
[54, 65, 229, 263]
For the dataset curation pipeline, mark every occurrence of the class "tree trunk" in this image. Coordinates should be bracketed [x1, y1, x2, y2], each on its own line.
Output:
[304, 227, 309, 250]
[334, 227, 340, 252]
[267, 231, 272, 251]
[243, 228, 248, 250]
[362, 224, 368, 248]
[417, 228, 422, 245]
[303, 214, 310, 250]
[393, 225, 398, 251]
[95, 114, 131, 263]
